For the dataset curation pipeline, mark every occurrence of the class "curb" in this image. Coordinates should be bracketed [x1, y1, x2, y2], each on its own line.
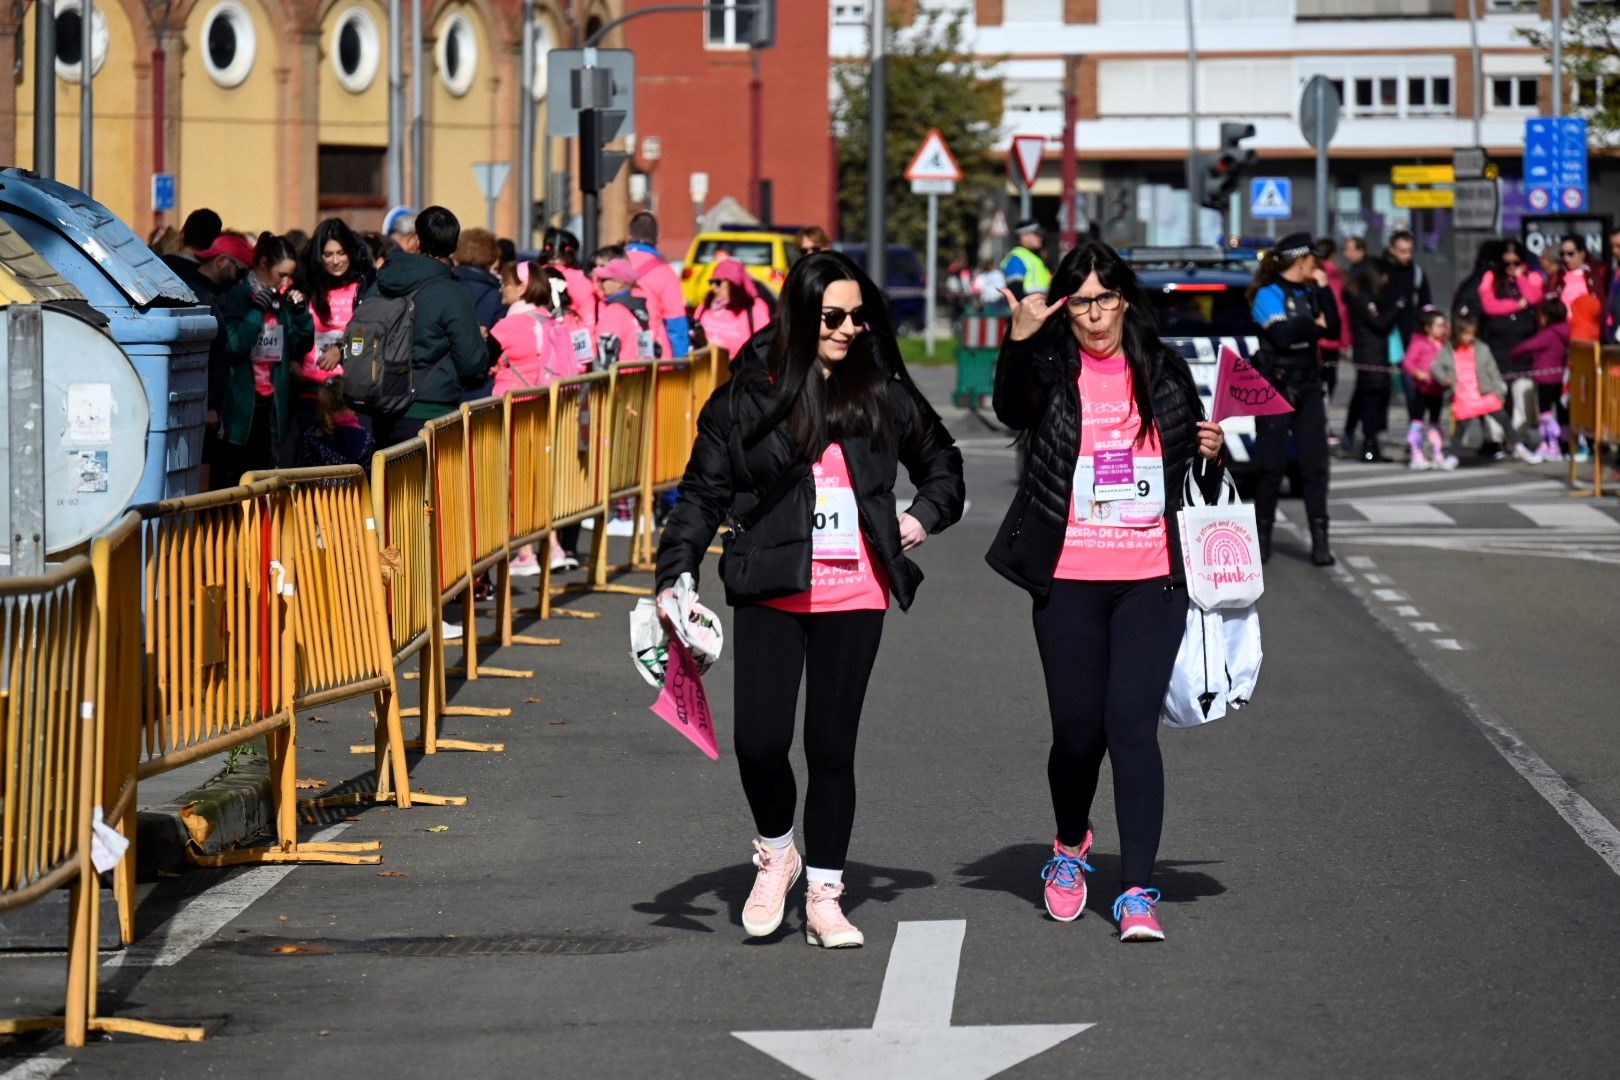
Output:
[135, 758, 275, 878]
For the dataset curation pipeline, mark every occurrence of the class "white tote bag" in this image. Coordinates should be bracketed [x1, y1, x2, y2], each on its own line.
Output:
[1160, 602, 1264, 728]
[1177, 467, 1265, 612]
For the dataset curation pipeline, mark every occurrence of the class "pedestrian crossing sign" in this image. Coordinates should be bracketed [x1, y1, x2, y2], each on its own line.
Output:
[1250, 177, 1292, 219]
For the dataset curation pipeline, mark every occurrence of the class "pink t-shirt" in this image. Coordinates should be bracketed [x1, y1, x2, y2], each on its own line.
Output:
[761, 443, 889, 614]
[301, 279, 358, 385]
[1054, 354, 1171, 582]
[250, 311, 282, 398]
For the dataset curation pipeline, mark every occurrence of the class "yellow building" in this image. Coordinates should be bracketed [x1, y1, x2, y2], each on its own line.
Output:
[0, 0, 630, 244]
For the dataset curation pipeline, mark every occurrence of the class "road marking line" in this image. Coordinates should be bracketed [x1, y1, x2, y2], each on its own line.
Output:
[104, 823, 352, 970]
[1329, 469, 1485, 491]
[1330, 576, 1620, 879]
[1509, 503, 1620, 530]
[0, 1059, 69, 1080]
[1393, 605, 1421, 617]
[1362, 573, 1392, 585]
[1432, 639, 1466, 650]
[1380, 481, 1552, 503]
[1345, 555, 1377, 570]
[1372, 588, 1408, 602]
[1349, 501, 1454, 525]
[1411, 622, 1440, 632]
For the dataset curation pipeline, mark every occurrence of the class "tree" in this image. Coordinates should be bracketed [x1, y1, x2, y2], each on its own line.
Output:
[833, 11, 1004, 266]
[1520, 8, 1620, 146]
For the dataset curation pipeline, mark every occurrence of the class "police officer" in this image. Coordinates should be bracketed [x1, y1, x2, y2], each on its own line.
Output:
[1247, 232, 1342, 567]
[1001, 220, 1052, 301]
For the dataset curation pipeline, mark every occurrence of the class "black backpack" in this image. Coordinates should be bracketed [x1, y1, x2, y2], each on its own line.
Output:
[342, 286, 424, 415]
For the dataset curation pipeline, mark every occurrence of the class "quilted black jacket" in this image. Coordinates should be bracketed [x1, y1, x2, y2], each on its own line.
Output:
[655, 329, 965, 611]
[985, 326, 1222, 595]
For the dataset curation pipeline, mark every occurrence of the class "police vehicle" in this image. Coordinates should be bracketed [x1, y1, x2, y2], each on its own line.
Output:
[1125, 245, 1265, 481]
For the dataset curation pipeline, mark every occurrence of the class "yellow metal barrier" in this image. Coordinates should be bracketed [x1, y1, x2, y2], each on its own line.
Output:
[255, 466, 464, 811]
[366, 438, 507, 758]
[540, 372, 612, 619]
[502, 386, 568, 643]
[115, 483, 377, 867]
[1566, 343, 1620, 498]
[0, 557, 203, 1045]
[569, 361, 657, 596]
[91, 513, 143, 945]
[632, 358, 698, 567]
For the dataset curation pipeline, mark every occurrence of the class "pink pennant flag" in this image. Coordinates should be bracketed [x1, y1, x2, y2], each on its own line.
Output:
[650, 635, 720, 760]
[1211, 346, 1295, 423]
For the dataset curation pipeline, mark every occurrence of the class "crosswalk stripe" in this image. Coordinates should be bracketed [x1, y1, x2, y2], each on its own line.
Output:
[1507, 503, 1620, 530]
[1347, 501, 1454, 525]
[1329, 469, 1480, 492]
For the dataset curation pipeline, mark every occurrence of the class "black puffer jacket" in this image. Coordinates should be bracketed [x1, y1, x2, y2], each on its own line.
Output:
[985, 327, 1220, 595]
[655, 329, 965, 611]
[1347, 268, 1400, 386]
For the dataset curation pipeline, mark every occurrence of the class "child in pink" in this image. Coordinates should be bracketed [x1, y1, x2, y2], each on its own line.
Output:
[1399, 311, 1455, 470]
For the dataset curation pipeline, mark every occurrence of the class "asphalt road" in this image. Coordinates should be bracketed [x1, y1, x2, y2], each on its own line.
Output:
[5, 370, 1620, 1079]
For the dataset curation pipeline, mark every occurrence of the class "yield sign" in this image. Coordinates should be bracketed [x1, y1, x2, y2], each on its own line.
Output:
[1009, 135, 1045, 190]
[905, 128, 963, 183]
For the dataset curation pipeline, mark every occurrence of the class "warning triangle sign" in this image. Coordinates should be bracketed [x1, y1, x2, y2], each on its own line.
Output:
[904, 129, 963, 183]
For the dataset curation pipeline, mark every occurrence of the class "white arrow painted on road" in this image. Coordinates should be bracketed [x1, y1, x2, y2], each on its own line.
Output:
[733, 920, 1091, 1079]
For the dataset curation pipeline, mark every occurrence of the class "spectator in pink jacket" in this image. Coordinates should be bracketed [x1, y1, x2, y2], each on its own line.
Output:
[624, 212, 690, 356]
[696, 258, 772, 355]
[1509, 297, 1571, 458]
[542, 226, 597, 331]
[1477, 240, 1543, 448]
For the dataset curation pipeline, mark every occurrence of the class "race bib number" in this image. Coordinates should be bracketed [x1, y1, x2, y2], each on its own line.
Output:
[1073, 455, 1165, 528]
[811, 485, 860, 560]
[254, 322, 283, 362]
[1092, 448, 1136, 501]
[571, 329, 593, 363]
[636, 330, 656, 360]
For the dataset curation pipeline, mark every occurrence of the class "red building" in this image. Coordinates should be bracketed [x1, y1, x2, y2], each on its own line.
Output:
[624, 0, 833, 259]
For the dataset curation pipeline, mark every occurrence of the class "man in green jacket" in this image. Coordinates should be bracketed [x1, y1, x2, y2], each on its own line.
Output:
[999, 220, 1052, 301]
[367, 205, 489, 448]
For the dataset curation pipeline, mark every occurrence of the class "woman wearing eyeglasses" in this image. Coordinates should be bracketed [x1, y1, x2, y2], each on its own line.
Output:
[1477, 240, 1544, 453]
[655, 250, 964, 948]
[990, 241, 1223, 943]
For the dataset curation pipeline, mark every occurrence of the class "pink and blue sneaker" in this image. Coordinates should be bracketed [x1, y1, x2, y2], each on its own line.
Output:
[1039, 832, 1094, 922]
[1112, 887, 1164, 942]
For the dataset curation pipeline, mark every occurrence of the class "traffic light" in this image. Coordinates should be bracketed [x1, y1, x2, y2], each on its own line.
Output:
[740, 0, 776, 49]
[1201, 122, 1257, 211]
[579, 107, 629, 193]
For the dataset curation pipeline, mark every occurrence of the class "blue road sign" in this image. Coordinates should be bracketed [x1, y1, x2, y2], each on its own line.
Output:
[152, 173, 176, 213]
[1250, 177, 1292, 220]
[1524, 117, 1587, 213]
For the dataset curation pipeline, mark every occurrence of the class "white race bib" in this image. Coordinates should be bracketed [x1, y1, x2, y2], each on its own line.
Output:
[1073, 454, 1165, 528]
[571, 329, 594, 363]
[253, 322, 283, 363]
[636, 330, 656, 360]
[812, 485, 860, 560]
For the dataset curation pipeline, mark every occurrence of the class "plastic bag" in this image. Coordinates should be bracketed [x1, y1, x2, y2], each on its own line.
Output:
[629, 572, 724, 687]
[1161, 600, 1263, 728]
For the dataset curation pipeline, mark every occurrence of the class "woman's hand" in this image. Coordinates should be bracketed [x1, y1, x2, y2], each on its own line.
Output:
[318, 345, 342, 371]
[999, 289, 1067, 342]
[1311, 268, 1329, 288]
[898, 512, 928, 551]
[1196, 420, 1224, 460]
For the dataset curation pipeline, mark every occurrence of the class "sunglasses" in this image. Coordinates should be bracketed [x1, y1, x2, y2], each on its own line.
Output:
[1561, 249, 1580, 258]
[820, 307, 867, 331]
[1502, 259, 1522, 268]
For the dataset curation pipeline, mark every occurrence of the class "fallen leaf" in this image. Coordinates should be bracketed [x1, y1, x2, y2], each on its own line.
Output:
[377, 870, 408, 878]
[549, 719, 567, 726]
[317, 1029, 332, 1037]
[295, 778, 329, 790]
[308, 715, 328, 724]
[425, 825, 450, 833]
[178, 804, 213, 846]
[523, 696, 541, 704]
[277, 915, 289, 922]
[342, 815, 360, 822]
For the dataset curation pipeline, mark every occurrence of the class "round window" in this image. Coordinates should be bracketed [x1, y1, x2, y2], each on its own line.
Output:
[51, 0, 108, 84]
[201, 1, 256, 88]
[435, 12, 477, 97]
[331, 7, 380, 93]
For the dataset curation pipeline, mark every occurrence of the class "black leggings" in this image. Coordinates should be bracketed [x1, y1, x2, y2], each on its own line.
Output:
[732, 604, 885, 871]
[1032, 578, 1189, 890]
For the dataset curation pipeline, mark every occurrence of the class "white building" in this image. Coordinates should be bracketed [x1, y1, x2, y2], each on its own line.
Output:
[832, 0, 1613, 277]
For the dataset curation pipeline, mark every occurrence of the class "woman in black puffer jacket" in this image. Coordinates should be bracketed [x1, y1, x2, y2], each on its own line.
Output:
[988, 240, 1224, 942]
[655, 251, 964, 949]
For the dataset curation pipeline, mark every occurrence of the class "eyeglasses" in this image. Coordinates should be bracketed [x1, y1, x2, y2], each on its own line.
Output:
[1066, 292, 1123, 315]
[820, 306, 867, 331]
[1501, 259, 1522, 268]
[1561, 249, 1580, 259]
[799, 245, 823, 255]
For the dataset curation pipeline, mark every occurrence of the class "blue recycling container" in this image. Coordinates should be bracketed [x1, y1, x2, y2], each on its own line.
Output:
[0, 168, 215, 501]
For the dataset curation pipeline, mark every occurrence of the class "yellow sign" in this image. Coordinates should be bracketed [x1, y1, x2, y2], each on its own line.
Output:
[1393, 188, 1456, 209]
[1392, 165, 1456, 185]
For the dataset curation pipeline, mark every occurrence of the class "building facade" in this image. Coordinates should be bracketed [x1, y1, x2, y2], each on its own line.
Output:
[0, 0, 637, 243]
[832, 0, 1614, 287]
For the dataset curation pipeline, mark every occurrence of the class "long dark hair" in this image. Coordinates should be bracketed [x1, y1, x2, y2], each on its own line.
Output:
[753, 250, 904, 457]
[1245, 244, 1311, 305]
[1040, 241, 1188, 446]
[300, 218, 373, 323]
[1491, 240, 1531, 298]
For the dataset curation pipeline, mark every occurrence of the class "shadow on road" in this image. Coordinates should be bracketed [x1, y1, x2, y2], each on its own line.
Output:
[956, 843, 1226, 918]
[632, 861, 937, 936]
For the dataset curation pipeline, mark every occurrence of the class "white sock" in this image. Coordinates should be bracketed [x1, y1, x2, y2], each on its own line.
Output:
[806, 866, 843, 888]
[758, 829, 794, 852]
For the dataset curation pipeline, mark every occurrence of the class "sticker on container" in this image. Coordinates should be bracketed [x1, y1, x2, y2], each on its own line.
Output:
[350, 335, 366, 357]
[73, 450, 110, 494]
[65, 383, 113, 445]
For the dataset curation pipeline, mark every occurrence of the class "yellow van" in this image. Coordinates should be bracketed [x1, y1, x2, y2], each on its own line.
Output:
[680, 230, 793, 310]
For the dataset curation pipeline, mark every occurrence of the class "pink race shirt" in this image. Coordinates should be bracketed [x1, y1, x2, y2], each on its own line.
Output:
[251, 311, 282, 398]
[1054, 353, 1172, 582]
[761, 443, 889, 614]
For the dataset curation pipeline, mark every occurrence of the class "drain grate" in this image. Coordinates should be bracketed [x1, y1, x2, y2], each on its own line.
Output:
[217, 933, 654, 958]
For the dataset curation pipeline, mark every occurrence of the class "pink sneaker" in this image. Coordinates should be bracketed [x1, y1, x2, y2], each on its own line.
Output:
[1112, 887, 1165, 942]
[742, 840, 802, 937]
[804, 881, 864, 948]
[1039, 832, 1094, 922]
